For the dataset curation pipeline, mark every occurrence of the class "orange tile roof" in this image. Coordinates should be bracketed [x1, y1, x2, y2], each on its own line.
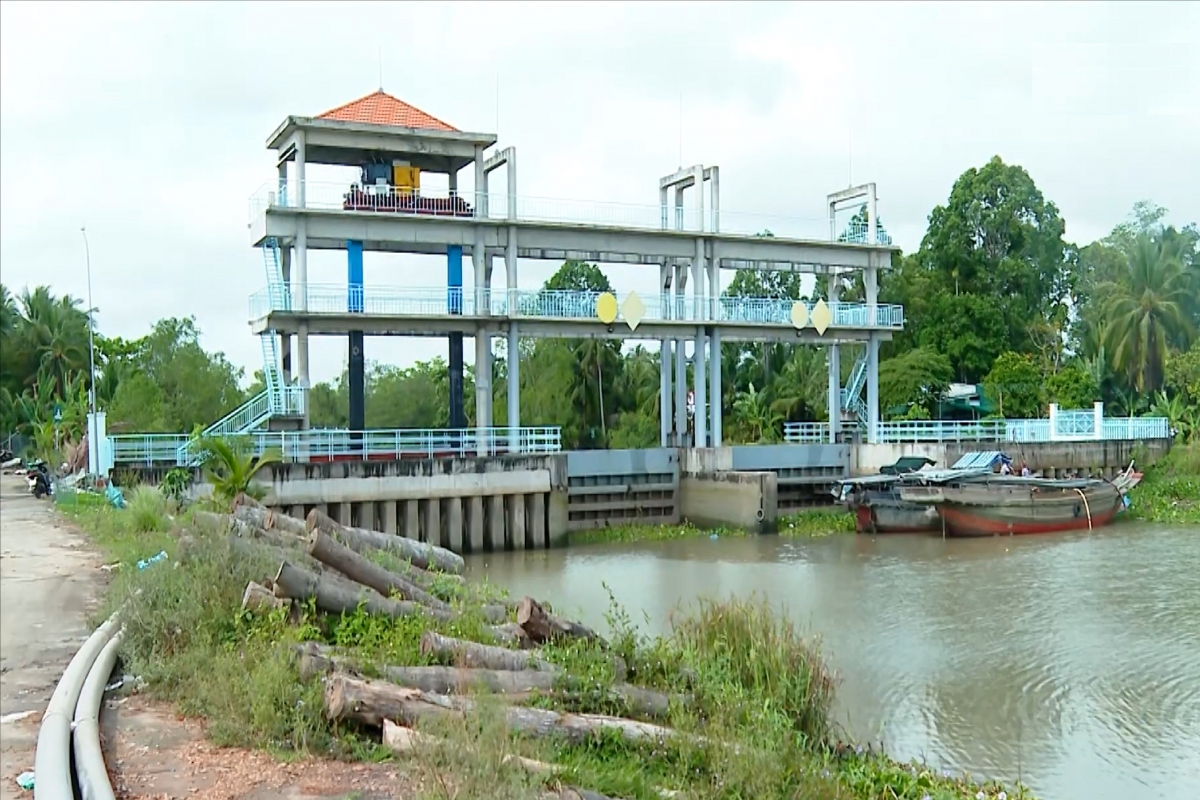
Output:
[316, 90, 459, 132]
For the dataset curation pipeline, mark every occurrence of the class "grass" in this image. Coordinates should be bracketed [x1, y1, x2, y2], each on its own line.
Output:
[568, 506, 856, 547]
[1126, 441, 1200, 525]
[779, 507, 857, 537]
[65, 492, 1029, 800]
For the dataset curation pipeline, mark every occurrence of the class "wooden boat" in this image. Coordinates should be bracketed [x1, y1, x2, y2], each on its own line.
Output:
[835, 464, 994, 534]
[899, 476, 1125, 537]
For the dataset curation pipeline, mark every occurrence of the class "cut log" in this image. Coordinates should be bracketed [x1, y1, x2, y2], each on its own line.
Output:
[273, 561, 444, 622]
[307, 530, 452, 614]
[296, 642, 679, 720]
[326, 673, 679, 747]
[306, 508, 465, 575]
[242, 581, 288, 613]
[234, 505, 307, 539]
[232, 492, 266, 510]
[420, 632, 555, 672]
[517, 597, 604, 646]
[489, 622, 533, 649]
[382, 720, 559, 776]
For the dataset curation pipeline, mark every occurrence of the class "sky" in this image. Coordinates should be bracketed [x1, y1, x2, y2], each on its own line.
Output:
[1, 1, 1197, 386]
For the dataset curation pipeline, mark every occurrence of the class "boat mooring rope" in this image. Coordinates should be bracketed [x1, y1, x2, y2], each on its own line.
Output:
[1074, 487, 1093, 531]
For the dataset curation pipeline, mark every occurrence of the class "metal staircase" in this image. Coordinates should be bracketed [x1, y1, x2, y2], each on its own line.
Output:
[840, 351, 868, 429]
[175, 238, 302, 464]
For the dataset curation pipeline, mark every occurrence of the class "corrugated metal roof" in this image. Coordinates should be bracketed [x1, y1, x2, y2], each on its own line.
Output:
[951, 451, 1011, 470]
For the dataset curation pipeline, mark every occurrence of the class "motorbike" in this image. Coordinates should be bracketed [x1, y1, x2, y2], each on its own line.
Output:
[26, 460, 51, 499]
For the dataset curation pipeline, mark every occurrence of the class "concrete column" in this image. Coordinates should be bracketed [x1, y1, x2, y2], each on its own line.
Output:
[403, 500, 420, 541]
[448, 170, 458, 199]
[865, 265, 879, 327]
[383, 500, 398, 535]
[446, 498, 464, 554]
[506, 149, 518, 222]
[692, 241, 707, 447]
[707, 253, 721, 446]
[659, 263, 672, 447]
[447, 245, 465, 430]
[867, 183, 878, 244]
[527, 493, 546, 550]
[467, 496, 485, 553]
[347, 240, 365, 433]
[827, 270, 841, 443]
[487, 494, 505, 551]
[359, 502, 375, 533]
[280, 247, 292, 382]
[709, 326, 721, 446]
[277, 161, 287, 206]
[474, 234, 491, 455]
[674, 187, 685, 231]
[297, 321, 310, 429]
[673, 263, 688, 445]
[295, 131, 306, 208]
[659, 186, 669, 230]
[295, 224, 308, 311]
[422, 498, 442, 547]
[508, 495, 527, 550]
[474, 145, 488, 218]
[506, 226, 519, 451]
[867, 333, 880, 444]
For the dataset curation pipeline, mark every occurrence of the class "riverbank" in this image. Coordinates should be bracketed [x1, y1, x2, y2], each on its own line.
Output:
[1127, 442, 1200, 525]
[64, 488, 1026, 800]
[568, 508, 855, 547]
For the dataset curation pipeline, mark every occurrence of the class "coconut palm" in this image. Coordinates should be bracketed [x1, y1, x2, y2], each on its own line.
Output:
[198, 436, 283, 504]
[1101, 233, 1195, 393]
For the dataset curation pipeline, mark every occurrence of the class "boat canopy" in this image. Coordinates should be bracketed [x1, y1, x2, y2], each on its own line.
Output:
[951, 451, 1012, 470]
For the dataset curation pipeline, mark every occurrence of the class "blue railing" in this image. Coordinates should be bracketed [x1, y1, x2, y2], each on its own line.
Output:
[783, 416, 1172, 444]
[111, 426, 563, 467]
[250, 285, 905, 331]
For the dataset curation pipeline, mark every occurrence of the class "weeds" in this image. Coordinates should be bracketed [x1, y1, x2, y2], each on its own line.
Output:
[68, 497, 1031, 799]
[779, 507, 856, 537]
[569, 522, 746, 546]
[1127, 441, 1200, 525]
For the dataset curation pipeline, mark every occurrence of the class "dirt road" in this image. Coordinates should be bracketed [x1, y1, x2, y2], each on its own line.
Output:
[0, 473, 104, 798]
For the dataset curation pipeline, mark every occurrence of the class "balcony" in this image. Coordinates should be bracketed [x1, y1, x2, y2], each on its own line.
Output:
[249, 284, 905, 332]
[249, 180, 893, 245]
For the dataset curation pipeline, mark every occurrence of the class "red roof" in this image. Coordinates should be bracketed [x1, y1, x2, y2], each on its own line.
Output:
[316, 90, 458, 132]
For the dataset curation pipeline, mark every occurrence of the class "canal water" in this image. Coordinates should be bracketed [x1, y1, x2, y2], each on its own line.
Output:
[467, 524, 1200, 800]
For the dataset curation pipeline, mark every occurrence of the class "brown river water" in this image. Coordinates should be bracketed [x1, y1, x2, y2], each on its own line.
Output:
[467, 524, 1200, 800]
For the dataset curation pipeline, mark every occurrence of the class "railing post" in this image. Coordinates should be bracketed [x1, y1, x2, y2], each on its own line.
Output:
[1093, 402, 1104, 440]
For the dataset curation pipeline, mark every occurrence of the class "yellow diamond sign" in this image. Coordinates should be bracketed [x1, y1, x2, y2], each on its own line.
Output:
[789, 301, 809, 330]
[810, 299, 832, 335]
[621, 292, 646, 331]
[596, 292, 618, 324]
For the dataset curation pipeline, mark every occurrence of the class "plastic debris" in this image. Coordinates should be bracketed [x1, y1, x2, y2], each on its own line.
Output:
[15, 771, 34, 790]
[105, 483, 126, 509]
[136, 550, 168, 570]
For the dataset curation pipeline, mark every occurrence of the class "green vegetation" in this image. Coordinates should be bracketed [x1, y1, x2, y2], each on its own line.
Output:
[780, 508, 857, 537]
[568, 521, 746, 546]
[69, 499, 1026, 799]
[5, 176, 1197, 458]
[1128, 442, 1200, 525]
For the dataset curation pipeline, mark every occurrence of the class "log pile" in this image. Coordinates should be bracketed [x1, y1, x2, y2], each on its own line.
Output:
[194, 501, 688, 799]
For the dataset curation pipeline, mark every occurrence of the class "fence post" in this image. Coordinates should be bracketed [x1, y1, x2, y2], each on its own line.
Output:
[1048, 403, 1060, 442]
[1093, 402, 1104, 440]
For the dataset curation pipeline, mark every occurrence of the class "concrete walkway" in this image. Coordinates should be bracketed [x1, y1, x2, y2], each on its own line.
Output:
[0, 473, 103, 798]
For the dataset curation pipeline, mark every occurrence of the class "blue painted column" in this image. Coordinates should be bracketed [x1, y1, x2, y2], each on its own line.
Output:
[347, 240, 365, 436]
[447, 245, 465, 430]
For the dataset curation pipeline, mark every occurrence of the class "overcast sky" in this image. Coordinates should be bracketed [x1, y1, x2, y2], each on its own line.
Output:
[2, 1, 1196, 385]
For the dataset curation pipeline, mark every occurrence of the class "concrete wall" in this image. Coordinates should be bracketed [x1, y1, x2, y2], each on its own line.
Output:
[680, 471, 778, 534]
[852, 439, 1171, 477]
[730, 444, 850, 509]
[565, 448, 680, 531]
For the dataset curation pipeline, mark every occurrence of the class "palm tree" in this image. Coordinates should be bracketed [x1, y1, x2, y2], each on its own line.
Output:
[1102, 233, 1195, 393]
[198, 437, 283, 504]
[732, 383, 783, 443]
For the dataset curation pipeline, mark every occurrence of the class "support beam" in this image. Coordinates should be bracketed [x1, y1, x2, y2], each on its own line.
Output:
[709, 326, 721, 446]
[473, 235, 491, 454]
[659, 263, 672, 446]
[673, 263, 688, 445]
[505, 225, 519, 450]
[692, 239, 707, 448]
[827, 270, 841, 443]
[295, 131, 306, 208]
[347, 240, 365, 434]
[297, 322, 310, 429]
[280, 246, 292, 383]
[867, 334, 880, 444]
[447, 246, 465, 430]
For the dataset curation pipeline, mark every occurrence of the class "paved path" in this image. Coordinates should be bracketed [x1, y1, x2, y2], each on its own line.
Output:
[0, 473, 103, 798]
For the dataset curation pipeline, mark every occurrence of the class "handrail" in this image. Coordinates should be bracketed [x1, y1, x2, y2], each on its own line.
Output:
[783, 416, 1172, 444]
[249, 284, 906, 330]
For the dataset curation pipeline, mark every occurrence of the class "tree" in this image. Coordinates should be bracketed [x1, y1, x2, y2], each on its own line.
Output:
[198, 437, 282, 504]
[1101, 232, 1194, 393]
[878, 348, 952, 419]
[1044, 363, 1100, 410]
[982, 352, 1045, 419]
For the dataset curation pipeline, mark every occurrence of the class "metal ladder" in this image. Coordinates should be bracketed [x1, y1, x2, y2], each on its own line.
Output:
[840, 351, 869, 428]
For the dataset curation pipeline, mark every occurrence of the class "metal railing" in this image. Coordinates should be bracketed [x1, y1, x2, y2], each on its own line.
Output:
[111, 426, 563, 466]
[783, 416, 1172, 444]
[248, 180, 895, 245]
[249, 284, 905, 330]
